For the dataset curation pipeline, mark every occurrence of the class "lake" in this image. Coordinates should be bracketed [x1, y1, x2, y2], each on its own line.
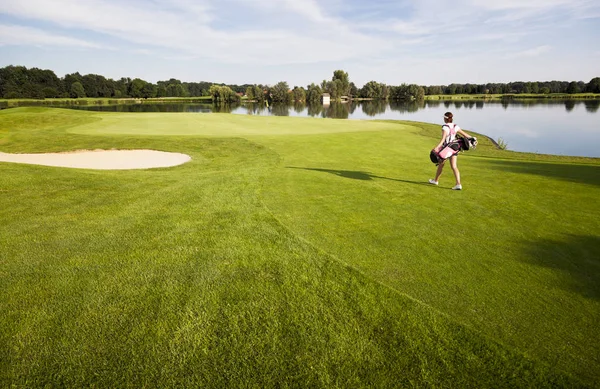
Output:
[20, 99, 600, 158]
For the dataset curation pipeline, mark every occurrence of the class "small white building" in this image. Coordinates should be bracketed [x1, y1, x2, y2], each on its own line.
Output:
[322, 93, 331, 105]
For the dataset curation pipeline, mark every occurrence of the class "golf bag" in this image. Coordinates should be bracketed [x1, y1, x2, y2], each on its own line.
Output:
[430, 136, 477, 165]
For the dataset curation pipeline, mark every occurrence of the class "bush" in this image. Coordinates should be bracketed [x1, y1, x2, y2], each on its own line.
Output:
[497, 137, 508, 150]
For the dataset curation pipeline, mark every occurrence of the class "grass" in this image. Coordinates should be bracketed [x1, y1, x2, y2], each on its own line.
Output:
[1, 108, 599, 388]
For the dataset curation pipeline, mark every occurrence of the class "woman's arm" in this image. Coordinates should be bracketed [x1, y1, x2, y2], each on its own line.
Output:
[457, 129, 472, 138]
[434, 129, 449, 152]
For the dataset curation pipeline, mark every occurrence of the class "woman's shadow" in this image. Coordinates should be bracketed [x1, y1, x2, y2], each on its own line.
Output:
[286, 167, 437, 187]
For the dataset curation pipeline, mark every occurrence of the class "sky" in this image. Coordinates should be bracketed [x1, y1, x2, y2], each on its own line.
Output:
[0, 0, 599, 87]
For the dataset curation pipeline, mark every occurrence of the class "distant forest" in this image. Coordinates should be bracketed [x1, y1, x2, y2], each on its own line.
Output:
[1, 65, 599, 103]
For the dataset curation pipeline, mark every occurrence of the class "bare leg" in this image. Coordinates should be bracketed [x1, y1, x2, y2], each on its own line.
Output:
[450, 155, 461, 185]
[434, 161, 445, 181]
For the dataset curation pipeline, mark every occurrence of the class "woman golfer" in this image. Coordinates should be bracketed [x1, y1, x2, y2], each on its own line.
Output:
[429, 112, 473, 190]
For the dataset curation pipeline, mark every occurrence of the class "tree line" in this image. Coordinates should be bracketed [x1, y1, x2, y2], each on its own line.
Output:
[1, 65, 598, 103]
[0, 65, 252, 101]
[423, 79, 600, 95]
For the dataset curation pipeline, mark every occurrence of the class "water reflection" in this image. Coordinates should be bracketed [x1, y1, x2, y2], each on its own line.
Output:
[237, 102, 355, 119]
[69, 103, 214, 113]
[584, 100, 600, 113]
[270, 104, 290, 116]
[362, 100, 387, 117]
[389, 101, 422, 114]
[56, 98, 600, 117]
[326, 103, 350, 119]
[565, 100, 577, 112]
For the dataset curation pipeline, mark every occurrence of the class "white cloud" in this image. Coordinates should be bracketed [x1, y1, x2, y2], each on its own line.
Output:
[0, 24, 101, 48]
[474, 0, 600, 23]
[279, 0, 331, 24]
[0, 0, 389, 65]
[469, 0, 573, 10]
[505, 45, 552, 58]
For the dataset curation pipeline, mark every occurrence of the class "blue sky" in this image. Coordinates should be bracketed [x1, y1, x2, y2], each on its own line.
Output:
[0, 0, 598, 87]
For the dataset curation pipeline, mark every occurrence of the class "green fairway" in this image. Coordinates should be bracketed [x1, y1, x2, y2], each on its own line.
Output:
[1, 108, 599, 388]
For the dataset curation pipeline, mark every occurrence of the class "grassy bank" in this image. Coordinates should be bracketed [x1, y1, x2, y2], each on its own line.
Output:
[0, 96, 213, 109]
[425, 93, 600, 100]
[1, 108, 599, 387]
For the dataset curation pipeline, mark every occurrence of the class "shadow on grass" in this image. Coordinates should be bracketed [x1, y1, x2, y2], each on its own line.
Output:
[521, 234, 600, 300]
[483, 159, 600, 187]
[287, 167, 439, 188]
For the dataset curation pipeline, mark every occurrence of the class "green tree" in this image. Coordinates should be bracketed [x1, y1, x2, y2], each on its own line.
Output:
[349, 82, 358, 97]
[306, 83, 322, 104]
[567, 81, 580, 94]
[81, 74, 100, 98]
[81, 74, 110, 98]
[322, 80, 338, 100]
[359, 81, 380, 98]
[390, 84, 422, 100]
[446, 84, 457, 95]
[22, 82, 44, 99]
[292, 86, 306, 102]
[269, 81, 290, 103]
[30, 68, 62, 96]
[332, 70, 350, 97]
[245, 86, 255, 100]
[426, 85, 443, 95]
[245, 85, 265, 102]
[586, 77, 600, 93]
[332, 79, 344, 99]
[166, 83, 186, 97]
[141, 83, 157, 99]
[115, 78, 129, 97]
[42, 87, 59, 98]
[64, 72, 83, 95]
[0, 66, 27, 98]
[209, 85, 239, 103]
[70, 81, 86, 98]
[360, 81, 388, 99]
[410, 84, 424, 100]
[128, 78, 147, 98]
[382, 84, 390, 100]
[253, 85, 264, 103]
[156, 85, 167, 98]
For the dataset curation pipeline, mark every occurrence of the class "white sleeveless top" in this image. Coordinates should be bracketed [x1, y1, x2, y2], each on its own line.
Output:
[442, 123, 460, 145]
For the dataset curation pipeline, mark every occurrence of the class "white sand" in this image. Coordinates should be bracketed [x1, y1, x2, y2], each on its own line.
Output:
[0, 149, 191, 170]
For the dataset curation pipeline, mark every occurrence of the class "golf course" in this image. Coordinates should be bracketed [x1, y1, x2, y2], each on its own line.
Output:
[1, 107, 599, 387]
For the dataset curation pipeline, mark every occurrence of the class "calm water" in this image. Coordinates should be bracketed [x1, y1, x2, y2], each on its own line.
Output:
[43, 99, 600, 158]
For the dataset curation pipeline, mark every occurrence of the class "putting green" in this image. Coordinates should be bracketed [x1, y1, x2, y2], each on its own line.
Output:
[68, 111, 415, 136]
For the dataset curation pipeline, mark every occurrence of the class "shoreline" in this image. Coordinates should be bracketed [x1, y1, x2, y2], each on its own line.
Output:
[2, 93, 599, 108]
[424, 93, 600, 100]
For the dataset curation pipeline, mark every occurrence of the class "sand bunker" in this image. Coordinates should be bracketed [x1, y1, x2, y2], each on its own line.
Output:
[0, 149, 191, 170]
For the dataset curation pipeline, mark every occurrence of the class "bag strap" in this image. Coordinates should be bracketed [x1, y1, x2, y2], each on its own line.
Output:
[442, 123, 456, 144]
